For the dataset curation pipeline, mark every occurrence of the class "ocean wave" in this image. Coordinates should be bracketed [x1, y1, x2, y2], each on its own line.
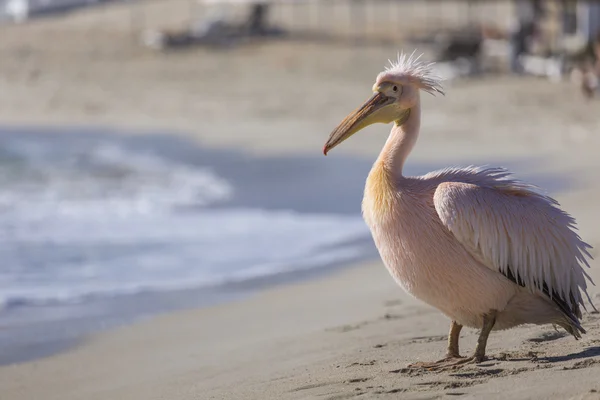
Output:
[0, 142, 233, 218]
[0, 210, 368, 310]
[0, 134, 371, 312]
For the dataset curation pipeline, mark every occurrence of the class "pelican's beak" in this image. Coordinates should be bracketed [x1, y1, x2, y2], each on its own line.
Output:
[323, 91, 395, 155]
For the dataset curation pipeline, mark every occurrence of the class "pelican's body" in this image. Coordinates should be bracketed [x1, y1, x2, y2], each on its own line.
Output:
[323, 52, 595, 368]
[364, 164, 583, 332]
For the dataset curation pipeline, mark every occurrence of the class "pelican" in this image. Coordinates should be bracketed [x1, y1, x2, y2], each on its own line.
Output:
[323, 52, 596, 370]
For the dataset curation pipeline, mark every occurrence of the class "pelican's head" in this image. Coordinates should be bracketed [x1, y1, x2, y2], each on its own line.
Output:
[323, 52, 444, 155]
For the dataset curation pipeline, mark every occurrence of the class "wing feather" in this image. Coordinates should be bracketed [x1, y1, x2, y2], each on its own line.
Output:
[433, 177, 595, 321]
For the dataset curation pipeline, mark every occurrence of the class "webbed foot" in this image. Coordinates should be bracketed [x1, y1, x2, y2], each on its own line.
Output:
[407, 355, 485, 372]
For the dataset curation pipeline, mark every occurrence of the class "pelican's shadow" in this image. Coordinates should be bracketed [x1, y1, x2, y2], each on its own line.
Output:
[542, 346, 600, 363]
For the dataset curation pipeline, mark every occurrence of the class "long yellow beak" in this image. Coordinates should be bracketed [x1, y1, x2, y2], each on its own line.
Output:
[323, 92, 393, 155]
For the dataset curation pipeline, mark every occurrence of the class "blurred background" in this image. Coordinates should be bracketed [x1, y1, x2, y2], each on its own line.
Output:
[0, 0, 599, 364]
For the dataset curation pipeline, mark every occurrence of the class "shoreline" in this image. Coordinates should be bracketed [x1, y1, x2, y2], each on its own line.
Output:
[0, 240, 379, 367]
[0, 125, 380, 366]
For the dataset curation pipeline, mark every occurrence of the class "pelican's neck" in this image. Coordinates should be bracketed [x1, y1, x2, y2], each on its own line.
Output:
[377, 102, 421, 179]
[363, 102, 421, 219]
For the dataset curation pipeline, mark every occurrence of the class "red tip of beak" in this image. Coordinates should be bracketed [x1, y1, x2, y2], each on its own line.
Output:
[323, 145, 328, 156]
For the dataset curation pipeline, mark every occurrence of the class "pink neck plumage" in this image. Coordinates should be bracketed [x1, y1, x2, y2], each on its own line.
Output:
[377, 100, 421, 179]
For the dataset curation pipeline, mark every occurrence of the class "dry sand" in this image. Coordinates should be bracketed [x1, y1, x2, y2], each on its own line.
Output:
[1, 1, 600, 399]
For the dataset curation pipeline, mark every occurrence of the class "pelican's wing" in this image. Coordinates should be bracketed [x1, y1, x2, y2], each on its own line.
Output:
[433, 180, 595, 323]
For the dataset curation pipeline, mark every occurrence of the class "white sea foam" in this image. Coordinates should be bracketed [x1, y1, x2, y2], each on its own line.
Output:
[0, 137, 370, 309]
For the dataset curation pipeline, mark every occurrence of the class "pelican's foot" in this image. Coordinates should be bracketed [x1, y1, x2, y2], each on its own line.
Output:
[407, 355, 484, 372]
[407, 356, 464, 370]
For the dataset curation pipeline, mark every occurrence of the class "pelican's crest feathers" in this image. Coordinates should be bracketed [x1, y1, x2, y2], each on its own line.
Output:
[376, 51, 445, 96]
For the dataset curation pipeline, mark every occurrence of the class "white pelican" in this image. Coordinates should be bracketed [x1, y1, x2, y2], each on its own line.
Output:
[323, 52, 596, 370]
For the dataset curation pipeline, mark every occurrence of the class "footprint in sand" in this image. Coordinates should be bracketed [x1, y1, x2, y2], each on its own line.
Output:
[327, 322, 369, 333]
[563, 359, 600, 370]
[407, 335, 447, 344]
[344, 378, 371, 383]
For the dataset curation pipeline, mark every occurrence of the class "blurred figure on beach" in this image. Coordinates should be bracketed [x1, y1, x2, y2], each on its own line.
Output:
[509, 0, 543, 74]
[571, 32, 600, 99]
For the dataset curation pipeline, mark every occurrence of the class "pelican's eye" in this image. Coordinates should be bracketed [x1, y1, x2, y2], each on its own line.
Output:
[392, 85, 398, 93]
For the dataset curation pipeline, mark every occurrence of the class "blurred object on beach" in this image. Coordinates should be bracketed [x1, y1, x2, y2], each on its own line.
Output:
[570, 32, 600, 99]
[0, 0, 117, 23]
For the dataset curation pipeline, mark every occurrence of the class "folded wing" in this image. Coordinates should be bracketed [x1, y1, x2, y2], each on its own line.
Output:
[433, 178, 595, 328]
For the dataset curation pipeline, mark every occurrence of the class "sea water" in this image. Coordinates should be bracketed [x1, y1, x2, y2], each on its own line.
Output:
[0, 126, 377, 364]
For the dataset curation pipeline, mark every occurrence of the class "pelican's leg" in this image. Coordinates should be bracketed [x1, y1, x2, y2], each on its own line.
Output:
[446, 320, 463, 358]
[472, 310, 497, 362]
[407, 321, 463, 369]
[407, 312, 497, 372]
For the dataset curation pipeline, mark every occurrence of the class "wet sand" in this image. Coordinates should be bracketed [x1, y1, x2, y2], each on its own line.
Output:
[1, 1, 600, 399]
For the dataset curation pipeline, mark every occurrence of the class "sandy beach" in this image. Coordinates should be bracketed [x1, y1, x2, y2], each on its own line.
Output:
[1, 1, 600, 399]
